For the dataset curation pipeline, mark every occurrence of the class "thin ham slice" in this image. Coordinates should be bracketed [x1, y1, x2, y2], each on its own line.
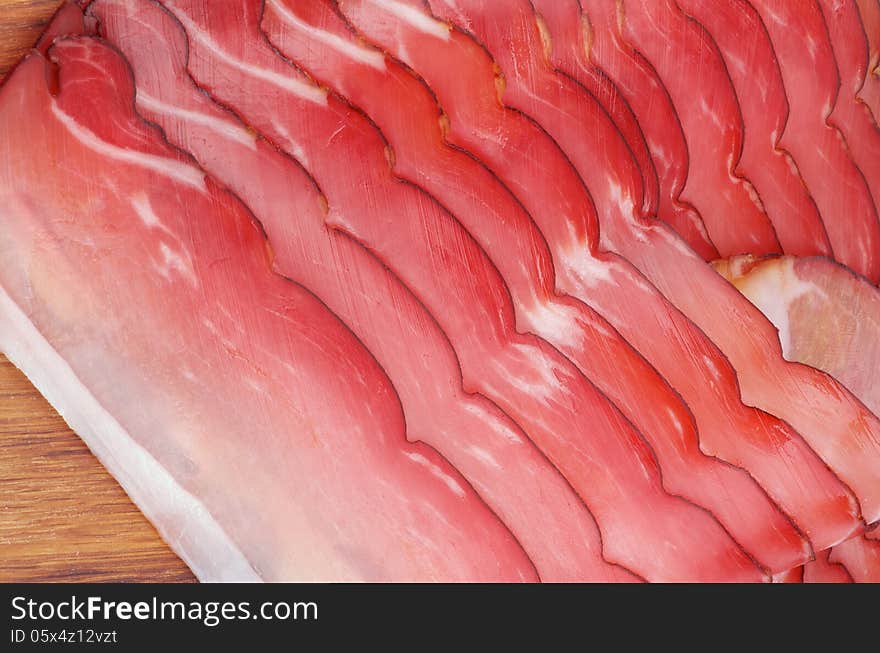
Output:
[675, 0, 832, 258]
[748, 0, 880, 283]
[144, 0, 761, 581]
[818, 0, 880, 221]
[260, 0, 809, 573]
[586, 0, 780, 257]
[0, 39, 536, 581]
[532, 0, 716, 260]
[338, 0, 866, 552]
[856, 0, 880, 117]
[85, 0, 634, 582]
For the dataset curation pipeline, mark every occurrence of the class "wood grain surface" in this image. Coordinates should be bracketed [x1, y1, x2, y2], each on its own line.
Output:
[0, 0, 194, 583]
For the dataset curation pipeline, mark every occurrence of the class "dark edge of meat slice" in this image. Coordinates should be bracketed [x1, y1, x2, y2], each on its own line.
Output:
[79, 0, 654, 580]
[148, 0, 771, 578]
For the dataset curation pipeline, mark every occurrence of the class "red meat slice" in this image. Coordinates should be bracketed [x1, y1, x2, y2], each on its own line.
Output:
[260, 0, 810, 573]
[818, 0, 880, 222]
[531, 0, 717, 260]
[87, 0, 635, 582]
[749, 0, 880, 282]
[0, 39, 536, 581]
[338, 0, 868, 552]
[585, 0, 781, 256]
[675, 0, 832, 258]
[152, 0, 762, 581]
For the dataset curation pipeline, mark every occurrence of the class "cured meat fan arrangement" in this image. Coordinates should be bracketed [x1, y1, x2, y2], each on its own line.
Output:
[1, 0, 879, 582]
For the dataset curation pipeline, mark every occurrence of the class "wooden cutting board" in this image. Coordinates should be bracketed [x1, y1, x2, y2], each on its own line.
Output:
[0, 0, 194, 583]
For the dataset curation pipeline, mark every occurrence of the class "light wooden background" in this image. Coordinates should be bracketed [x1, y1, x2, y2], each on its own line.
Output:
[0, 0, 194, 582]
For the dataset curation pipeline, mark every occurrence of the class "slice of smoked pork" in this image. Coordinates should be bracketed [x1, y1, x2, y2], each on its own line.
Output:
[587, 0, 781, 256]
[856, 0, 880, 117]
[525, 2, 661, 221]
[148, 0, 761, 581]
[338, 0, 866, 554]
[771, 566, 804, 583]
[749, 0, 880, 283]
[260, 0, 808, 573]
[803, 550, 854, 583]
[717, 254, 880, 582]
[532, 0, 717, 260]
[368, 0, 880, 528]
[676, 0, 832, 258]
[818, 0, 880, 221]
[717, 256, 880, 417]
[86, 0, 634, 582]
[0, 40, 536, 582]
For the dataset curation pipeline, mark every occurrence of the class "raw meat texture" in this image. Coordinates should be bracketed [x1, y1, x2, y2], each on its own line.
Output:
[676, 0, 832, 258]
[339, 0, 868, 554]
[771, 566, 804, 583]
[0, 39, 537, 581]
[803, 550, 854, 583]
[818, 0, 880, 224]
[87, 0, 635, 582]
[260, 0, 811, 573]
[829, 535, 880, 582]
[528, 0, 660, 221]
[717, 255, 880, 417]
[145, 0, 763, 581]
[590, 0, 781, 256]
[857, 0, 880, 117]
[749, 0, 880, 283]
[718, 253, 880, 582]
[558, 0, 718, 259]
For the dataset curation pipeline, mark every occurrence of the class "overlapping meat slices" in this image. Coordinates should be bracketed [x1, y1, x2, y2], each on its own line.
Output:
[86, 0, 635, 582]
[856, 0, 880, 117]
[0, 36, 535, 581]
[259, 0, 812, 573]
[675, 0, 832, 257]
[585, 0, 781, 256]
[337, 0, 874, 552]
[134, 0, 763, 580]
[748, 0, 880, 283]
[531, 0, 716, 259]
[817, 0, 880, 222]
